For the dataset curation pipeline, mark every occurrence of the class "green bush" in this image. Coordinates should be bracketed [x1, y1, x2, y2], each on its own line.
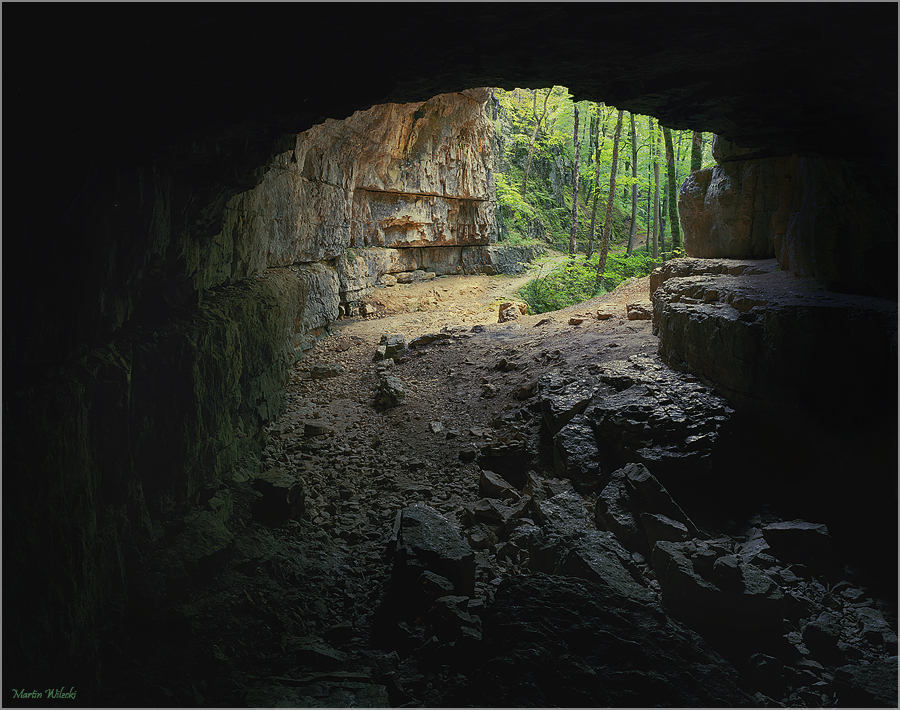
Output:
[517, 251, 657, 314]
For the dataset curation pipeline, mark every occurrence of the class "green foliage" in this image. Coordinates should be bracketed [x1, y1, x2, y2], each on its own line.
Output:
[494, 87, 713, 253]
[496, 172, 534, 221]
[517, 251, 657, 314]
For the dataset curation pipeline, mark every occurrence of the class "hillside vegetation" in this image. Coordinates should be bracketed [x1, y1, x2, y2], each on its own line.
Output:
[489, 86, 713, 312]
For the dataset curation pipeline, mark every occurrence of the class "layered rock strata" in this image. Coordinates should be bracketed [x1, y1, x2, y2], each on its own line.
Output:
[651, 257, 898, 570]
[651, 258, 897, 427]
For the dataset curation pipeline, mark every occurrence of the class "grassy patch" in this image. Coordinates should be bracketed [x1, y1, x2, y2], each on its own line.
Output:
[517, 251, 657, 314]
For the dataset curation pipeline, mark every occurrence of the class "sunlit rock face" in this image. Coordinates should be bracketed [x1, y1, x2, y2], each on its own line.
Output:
[220, 89, 497, 269]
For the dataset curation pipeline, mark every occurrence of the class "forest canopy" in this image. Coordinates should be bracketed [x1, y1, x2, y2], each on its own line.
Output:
[492, 86, 714, 260]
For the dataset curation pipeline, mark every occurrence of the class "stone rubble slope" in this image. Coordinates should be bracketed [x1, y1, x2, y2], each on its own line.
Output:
[98, 271, 897, 708]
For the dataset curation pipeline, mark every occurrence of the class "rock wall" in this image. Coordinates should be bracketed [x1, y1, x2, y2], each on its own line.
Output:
[221, 88, 497, 263]
[651, 258, 897, 427]
[680, 138, 896, 298]
[5, 268, 319, 687]
[4, 90, 499, 693]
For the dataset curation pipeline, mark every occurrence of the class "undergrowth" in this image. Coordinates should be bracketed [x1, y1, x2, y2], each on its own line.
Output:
[518, 251, 657, 314]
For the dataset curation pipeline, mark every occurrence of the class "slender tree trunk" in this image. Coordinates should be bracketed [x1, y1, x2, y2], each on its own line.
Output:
[651, 118, 660, 260]
[691, 131, 703, 172]
[627, 112, 638, 256]
[647, 117, 653, 254]
[586, 102, 606, 258]
[596, 109, 624, 286]
[523, 88, 551, 193]
[569, 104, 580, 255]
[663, 125, 682, 252]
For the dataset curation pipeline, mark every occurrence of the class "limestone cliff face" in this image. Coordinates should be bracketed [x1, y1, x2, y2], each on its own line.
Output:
[218, 89, 497, 273]
[679, 156, 792, 259]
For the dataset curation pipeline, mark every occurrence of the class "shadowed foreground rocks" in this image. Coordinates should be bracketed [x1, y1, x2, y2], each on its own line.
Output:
[450, 573, 755, 708]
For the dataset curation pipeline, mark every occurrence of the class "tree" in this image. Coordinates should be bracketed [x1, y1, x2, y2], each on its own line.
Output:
[691, 130, 703, 172]
[596, 109, 624, 286]
[651, 117, 660, 260]
[627, 112, 638, 256]
[569, 104, 580, 255]
[522, 88, 552, 193]
[586, 102, 608, 258]
[663, 125, 682, 253]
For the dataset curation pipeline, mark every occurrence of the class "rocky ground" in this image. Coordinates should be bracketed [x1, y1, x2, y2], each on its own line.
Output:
[99, 262, 898, 708]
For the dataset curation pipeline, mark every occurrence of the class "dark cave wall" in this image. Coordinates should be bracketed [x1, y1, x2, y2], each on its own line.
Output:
[3, 3, 896, 694]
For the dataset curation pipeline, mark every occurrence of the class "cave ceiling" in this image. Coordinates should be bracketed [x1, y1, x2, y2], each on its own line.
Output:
[10, 4, 896, 175]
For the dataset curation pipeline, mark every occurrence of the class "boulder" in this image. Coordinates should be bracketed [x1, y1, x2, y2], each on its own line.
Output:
[855, 607, 898, 650]
[452, 573, 754, 708]
[801, 611, 845, 664]
[478, 469, 519, 501]
[391, 505, 475, 597]
[538, 371, 598, 436]
[551, 415, 604, 492]
[534, 491, 591, 535]
[833, 657, 899, 708]
[651, 540, 786, 652]
[409, 332, 451, 348]
[586, 357, 733, 478]
[640, 512, 690, 547]
[595, 468, 646, 554]
[377, 375, 407, 408]
[310, 362, 344, 379]
[250, 467, 306, 525]
[623, 462, 698, 536]
[379, 333, 407, 358]
[303, 419, 333, 437]
[626, 303, 652, 320]
[425, 595, 482, 643]
[498, 306, 520, 323]
[497, 301, 528, 319]
[529, 529, 654, 603]
[379, 273, 398, 286]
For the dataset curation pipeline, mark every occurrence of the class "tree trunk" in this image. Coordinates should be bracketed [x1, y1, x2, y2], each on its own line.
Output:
[596, 109, 624, 286]
[586, 102, 606, 258]
[651, 118, 660, 260]
[627, 112, 638, 256]
[523, 88, 551, 193]
[691, 131, 703, 172]
[569, 104, 580, 255]
[663, 125, 682, 253]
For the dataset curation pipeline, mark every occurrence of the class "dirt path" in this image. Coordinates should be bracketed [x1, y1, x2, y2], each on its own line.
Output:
[332, 251, 571, 342]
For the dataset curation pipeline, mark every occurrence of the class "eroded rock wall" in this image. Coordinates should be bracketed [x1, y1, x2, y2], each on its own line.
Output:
[220, 89, 497, 264]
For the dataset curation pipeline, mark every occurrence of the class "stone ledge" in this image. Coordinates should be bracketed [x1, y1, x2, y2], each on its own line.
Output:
[651, 258, 897, 425]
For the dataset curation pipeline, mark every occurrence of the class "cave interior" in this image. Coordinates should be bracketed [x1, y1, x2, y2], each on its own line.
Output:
[3, 4, 898, 707]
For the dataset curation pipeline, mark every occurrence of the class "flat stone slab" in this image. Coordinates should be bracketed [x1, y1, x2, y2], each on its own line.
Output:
[651, 257, 897, 426]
